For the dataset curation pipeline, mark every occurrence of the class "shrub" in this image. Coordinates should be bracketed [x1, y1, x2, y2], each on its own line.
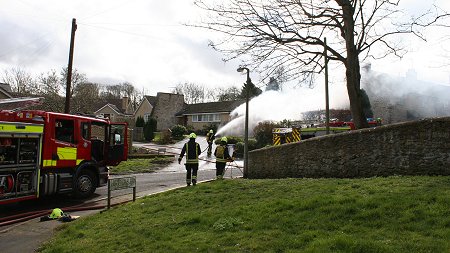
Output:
[171, 125, 187, 140]
[214, 136, 243, 145]
[143, 118, 157, 141]
[202, 123, 218, 135]
[135, 116, 145, 127]
[186, 125, 195, 134]
[232, 138, 257, 158]
[253, 121, 281, 148]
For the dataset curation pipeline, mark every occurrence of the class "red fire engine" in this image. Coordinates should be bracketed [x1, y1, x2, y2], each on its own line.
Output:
[0, 110, 128, 204]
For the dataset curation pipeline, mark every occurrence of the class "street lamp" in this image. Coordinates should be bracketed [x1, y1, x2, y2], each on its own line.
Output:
[237, 67, 250, 177]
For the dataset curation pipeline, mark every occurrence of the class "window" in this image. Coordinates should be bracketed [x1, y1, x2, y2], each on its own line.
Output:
[144, 113, 151, 122]
[55, 119, 75, 143]
[81, 122, 90, 140]
[192, 114, 221, 122]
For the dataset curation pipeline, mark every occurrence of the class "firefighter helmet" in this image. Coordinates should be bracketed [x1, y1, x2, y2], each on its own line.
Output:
[221, 137, 227, 143]
[49, 208, 64, 219]
[189, 133, 197, 139]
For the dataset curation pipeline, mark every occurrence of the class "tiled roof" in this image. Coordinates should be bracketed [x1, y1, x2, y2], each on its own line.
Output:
[176, 100, 245, 116]
[94, 98, 130, 115]
[145, 95, 157, 106]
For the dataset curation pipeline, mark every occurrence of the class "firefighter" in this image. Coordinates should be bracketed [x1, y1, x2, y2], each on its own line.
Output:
[214, 136, 232, 180]
[178, 133, 201, 186]
[206, 129, 215, 156]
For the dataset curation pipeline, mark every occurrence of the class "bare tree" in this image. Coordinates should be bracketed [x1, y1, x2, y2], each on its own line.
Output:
[194, 0, 448, 129]
[38, 69, 61, 95]
[2, 67, 36, 95]
[60, 67, 87, 100]
[217, 86, 242, 101]
[35, 69, 64, 112]
[173, 82, 206, 104]
[72, 82, 100, 114]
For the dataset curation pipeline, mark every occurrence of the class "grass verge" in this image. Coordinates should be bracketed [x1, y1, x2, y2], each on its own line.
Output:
[39, 176, 450, 253]
[109, 157, 174, 174]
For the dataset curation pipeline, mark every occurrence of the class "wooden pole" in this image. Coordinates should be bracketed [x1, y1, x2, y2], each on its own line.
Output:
[65, 18, 77, 113]
[324, 38, 330, 135]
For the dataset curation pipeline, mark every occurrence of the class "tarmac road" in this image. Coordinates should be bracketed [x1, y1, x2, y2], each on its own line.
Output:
[0, 137, 243, 253]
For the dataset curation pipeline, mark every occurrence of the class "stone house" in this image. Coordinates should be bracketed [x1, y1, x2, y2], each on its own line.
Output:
[134, 92, 185, 131]
[134, 95, 157, 123]
[364, 70, 450, 124]
[175, 100, 244, 131]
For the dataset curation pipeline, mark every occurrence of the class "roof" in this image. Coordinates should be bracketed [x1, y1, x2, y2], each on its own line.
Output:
[94, 98, 130, 115]
[145, 95, 157, 106]
[0, 83, 13, 99]
[176, 100, 244, 116]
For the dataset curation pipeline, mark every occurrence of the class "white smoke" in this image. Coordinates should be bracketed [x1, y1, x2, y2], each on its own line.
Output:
[216, 84, 349, 136]
[361, 66, 450, 120]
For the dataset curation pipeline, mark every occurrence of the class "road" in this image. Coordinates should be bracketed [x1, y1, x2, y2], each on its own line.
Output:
[0, 136, 243, 253]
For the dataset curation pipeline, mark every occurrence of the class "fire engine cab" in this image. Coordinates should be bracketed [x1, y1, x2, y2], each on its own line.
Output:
[0, 110, 128, 204]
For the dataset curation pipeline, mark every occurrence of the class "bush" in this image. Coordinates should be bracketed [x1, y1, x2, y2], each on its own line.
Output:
[143, 118, 157, 141]
[158, 130, 173, 144]
[186, 125, 195, 134]
[135, 116, 145, 127]
[214, 136, 243, 145]
[231, 138, 257, 158]
[171, 125, 187, 140]
[202, 123, 218, 135]
[253, 121, 280, 148]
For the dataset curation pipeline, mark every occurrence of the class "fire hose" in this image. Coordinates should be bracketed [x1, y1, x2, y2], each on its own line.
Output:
[1, 144, 243, 228]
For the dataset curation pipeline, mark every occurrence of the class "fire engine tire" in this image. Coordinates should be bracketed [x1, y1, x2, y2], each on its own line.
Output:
[73, 170, 97, 198]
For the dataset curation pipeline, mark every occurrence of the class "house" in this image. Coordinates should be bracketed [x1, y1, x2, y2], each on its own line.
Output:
[134, 92, 185, 131]
[364, 70, 450, 124]
[0, 83, 13, 99]
[150, 93, 185, 131]
[134, 95, 157, 123]
[176, 100, 245, 131]
[94, 97, 134, 122]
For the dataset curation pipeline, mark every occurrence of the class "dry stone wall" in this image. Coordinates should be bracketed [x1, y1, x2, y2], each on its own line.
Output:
[247, 117, 450, 179]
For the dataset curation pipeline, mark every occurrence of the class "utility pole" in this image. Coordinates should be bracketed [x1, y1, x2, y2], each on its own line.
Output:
[324, 38, 330, 135]
[65, 18, 77, 113]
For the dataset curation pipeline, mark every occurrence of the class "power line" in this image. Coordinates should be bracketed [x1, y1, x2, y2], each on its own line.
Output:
[0, 31, 56, 59]
[77, 22, 166, 41]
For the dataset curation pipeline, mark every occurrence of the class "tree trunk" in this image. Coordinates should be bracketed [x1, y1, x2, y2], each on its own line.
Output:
[340, 0, 369, 129]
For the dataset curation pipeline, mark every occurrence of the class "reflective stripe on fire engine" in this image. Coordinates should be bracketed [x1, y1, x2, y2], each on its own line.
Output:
[273, 135, 280, 146]
[292, 128, 301, 142]
[57, 147, 77, 160]
[42, 147, 79, 167]
[0, 123, 44, 133]
[43, 160, 57, 166]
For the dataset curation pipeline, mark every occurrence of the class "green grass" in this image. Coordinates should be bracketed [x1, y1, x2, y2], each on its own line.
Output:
[109, 157, 174, 174]
[39, 176, 450, 253]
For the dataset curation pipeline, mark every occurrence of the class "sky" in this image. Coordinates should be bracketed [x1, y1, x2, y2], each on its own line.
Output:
[0, 0, 449, 98]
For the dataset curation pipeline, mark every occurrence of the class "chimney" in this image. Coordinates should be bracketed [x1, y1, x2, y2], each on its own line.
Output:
[122, 97, 129, 112]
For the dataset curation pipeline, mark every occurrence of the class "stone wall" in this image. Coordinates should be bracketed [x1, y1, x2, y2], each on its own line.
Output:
[247, 117, 450, 179]
[151, 93, 185, 131]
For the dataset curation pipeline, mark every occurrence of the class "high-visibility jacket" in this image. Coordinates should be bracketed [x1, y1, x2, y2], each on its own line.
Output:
[214, 144, 231, 163]
[206, 132, 214, 143]
[179, 140, 201, 164]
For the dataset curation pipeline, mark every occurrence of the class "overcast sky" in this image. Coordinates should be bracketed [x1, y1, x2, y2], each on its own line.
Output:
[0, 0, 449, 97]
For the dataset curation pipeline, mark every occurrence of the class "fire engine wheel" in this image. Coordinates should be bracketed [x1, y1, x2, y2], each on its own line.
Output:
[74, 170, 97, 198]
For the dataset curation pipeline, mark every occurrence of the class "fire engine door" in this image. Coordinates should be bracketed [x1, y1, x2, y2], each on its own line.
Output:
[106, 123, 128, 166]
